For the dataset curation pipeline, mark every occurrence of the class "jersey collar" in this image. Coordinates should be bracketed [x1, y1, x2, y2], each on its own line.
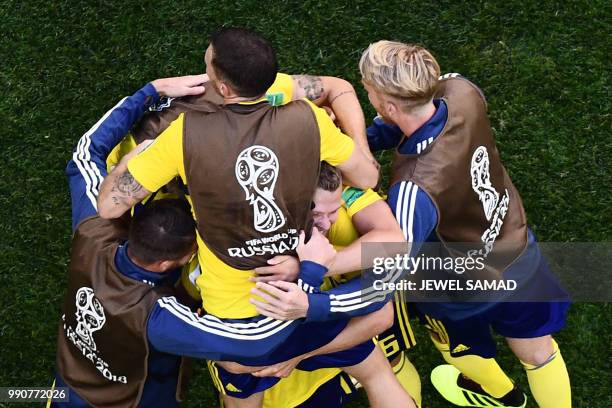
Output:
[115, 243, 179, 287]
[398, 98, 448, 155]
[237, 96, 268, 105]
[226, 99, 269, 113]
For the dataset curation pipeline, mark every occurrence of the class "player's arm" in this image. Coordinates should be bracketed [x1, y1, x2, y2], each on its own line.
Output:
[250, 227, 396, 321]
[97, 158, 152, 218]
[253, 272, 393, 322]
[292, 75, 373, 161]
[250, 302, 394, 378]
[387, 181, 438, 248]
[335, 145, 380, 189]
[147, 297, 294, 363]
[327, 192, 408, 276]
[66, 83, 162, 230]
[309, 100, 379, 189]
[97, 76, 207, 218]
[366, 116, 404, 152]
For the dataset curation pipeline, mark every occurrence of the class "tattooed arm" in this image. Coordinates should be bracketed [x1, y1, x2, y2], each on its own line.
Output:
[97, 142, 152, 219]
[95, 75, 207, 219]
[292, 75, 375, 164]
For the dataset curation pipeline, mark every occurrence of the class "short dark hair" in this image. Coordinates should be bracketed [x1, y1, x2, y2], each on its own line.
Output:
[318, 162, 342, 192]
[210, 27, 278, 98]
[128, 199, 196, 265]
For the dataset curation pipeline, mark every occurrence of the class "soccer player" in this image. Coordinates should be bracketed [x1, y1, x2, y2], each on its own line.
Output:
[55, 74, 399, 407]
[255, 162, 422, 407]
[358, 40, 571, 408]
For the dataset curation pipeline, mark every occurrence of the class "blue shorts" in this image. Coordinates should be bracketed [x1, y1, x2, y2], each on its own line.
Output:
[209, 319, 375, 398]
[415, 299, 570, 358]
[414, 236, 571, 358]
[50, 375, 89, 408]
[416, 230, 570, 320]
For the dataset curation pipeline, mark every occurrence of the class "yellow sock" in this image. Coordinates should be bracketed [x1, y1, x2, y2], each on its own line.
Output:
[392, 352, 422, 407]
[521, 339, 571, 408]
[430, 335, 515, 398]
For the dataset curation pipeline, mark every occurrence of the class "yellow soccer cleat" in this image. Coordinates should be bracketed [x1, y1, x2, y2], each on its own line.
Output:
[430, 365, 526, 407]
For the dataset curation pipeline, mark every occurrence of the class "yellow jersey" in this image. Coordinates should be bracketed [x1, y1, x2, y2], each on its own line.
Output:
[262, 187, 383, 407]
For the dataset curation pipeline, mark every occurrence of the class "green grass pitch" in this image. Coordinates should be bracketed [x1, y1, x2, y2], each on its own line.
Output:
[0, 1, 609, 407]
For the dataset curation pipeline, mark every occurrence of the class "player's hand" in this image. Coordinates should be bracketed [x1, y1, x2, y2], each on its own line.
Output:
[214, 361, 265, 375]
[252, 255, 300, 283]
[252, 354, 305, 378]
[296, 228, 336, 267]
[321, 106, 337, 123]
[151, 74, 209, 97]
[250, 281, 308, 320]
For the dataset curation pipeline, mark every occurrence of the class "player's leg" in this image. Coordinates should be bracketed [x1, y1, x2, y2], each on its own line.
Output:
[389, 352, 421, 407]
[208, 360, 278, 408]
[222, 392, 264, 408]
[377, 293, 421, 406]
[261, 367, 344, 408]
[493, 252, 571, 408]
[506, 335, 571, 408]
[421, 313, 527, 407]
[342, 346, 416, 408]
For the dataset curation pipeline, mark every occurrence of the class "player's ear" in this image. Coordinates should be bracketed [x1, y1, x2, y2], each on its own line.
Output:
[217, 81, 231, 97]
[385, 99, 399, 120]
[157, 259, 175, 272]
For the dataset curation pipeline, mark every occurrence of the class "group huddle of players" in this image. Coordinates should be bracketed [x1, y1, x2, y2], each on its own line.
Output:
[52, 27, 572, 408]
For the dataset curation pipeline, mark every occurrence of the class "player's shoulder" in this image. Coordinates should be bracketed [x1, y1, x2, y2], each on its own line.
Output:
[73, 216, 127, 251]
[342, 186, 366, 207]
[265, 73, 294, 106]
[437, 73, 487, 109]
[388, 181, 434, 210]
[273, 97, 317, 121]
[342, 186, 382, 213]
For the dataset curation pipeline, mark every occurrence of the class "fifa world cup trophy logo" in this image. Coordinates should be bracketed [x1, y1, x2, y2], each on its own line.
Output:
[74, 287, 106, 351]
[470, 146, 500, 221]
[235, 145, 286, 233]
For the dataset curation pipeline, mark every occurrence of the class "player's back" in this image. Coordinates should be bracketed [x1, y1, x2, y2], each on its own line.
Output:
[184, 100, 322, 318]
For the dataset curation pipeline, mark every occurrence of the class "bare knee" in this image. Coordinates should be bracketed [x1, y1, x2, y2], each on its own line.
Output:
[344, 346, 392, 384]
[507, 335, 555, 366]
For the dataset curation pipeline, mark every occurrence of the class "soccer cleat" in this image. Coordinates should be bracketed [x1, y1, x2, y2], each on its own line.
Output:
[431, 365, 527, 407]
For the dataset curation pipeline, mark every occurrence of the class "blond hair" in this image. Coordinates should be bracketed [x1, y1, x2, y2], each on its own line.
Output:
[359, 41, 440, 112]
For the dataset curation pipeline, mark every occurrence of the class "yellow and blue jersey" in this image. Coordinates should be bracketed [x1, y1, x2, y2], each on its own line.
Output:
[327, 186, 383, 249]
[296, 187, 402, 322]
